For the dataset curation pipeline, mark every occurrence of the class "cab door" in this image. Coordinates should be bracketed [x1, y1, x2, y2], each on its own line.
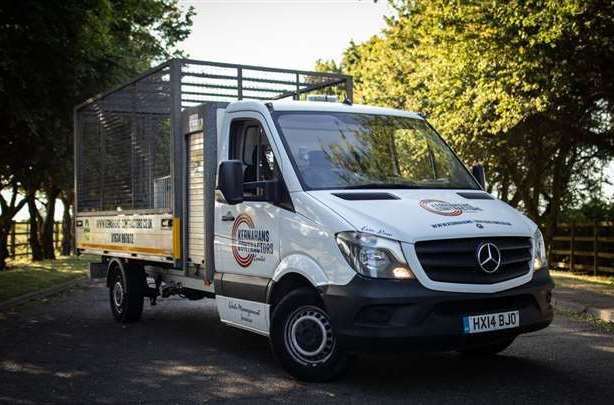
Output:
[214, 115, 283, 282]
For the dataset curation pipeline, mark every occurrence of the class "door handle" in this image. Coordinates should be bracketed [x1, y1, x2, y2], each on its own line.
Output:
[221, 213, 235, 222]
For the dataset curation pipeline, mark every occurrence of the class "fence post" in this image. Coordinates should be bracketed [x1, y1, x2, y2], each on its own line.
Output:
[10, 221, 16, 259]
[593, 221, 599, 276]
[25, 221, 30, 257]
[570, 222, 575, 272]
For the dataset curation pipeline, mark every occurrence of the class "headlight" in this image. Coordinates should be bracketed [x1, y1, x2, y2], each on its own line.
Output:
[336, 232, 414, 279]
[533, 228, 547, 271]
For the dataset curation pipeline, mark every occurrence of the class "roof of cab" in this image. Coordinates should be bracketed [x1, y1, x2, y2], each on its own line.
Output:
[225, 100, 424, 120]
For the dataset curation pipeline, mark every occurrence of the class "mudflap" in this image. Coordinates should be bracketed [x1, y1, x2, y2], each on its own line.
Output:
[88, 262, 107, 280]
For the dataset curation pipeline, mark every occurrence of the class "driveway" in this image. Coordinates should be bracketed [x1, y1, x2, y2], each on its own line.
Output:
[1, 281, 613, 404]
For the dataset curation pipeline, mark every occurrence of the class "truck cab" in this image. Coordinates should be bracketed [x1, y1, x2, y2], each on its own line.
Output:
[75, 59, 553, 382]
[212, 100, 553, 379]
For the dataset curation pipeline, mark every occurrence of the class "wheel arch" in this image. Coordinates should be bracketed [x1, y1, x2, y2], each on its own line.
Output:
[106, 258, 125, 288]
[268, 254, 330, 309]
[267, 272, 316, 309]
[105, 258, 144, 287]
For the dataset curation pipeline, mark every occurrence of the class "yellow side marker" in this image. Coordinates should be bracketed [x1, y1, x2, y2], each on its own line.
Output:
[172, 217, 181, 259]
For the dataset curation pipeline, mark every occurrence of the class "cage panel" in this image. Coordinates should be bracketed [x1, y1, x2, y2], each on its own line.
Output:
[76, 65, 172, 213]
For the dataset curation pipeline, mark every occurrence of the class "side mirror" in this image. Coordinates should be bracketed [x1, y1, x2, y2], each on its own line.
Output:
[262, 180, 281, 204]
[471, 163, 486, 190]
[218, 160, 244, 205]
[243, 179, 281, 204]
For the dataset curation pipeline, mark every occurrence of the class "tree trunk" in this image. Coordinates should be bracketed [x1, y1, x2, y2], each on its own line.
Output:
[0, 183, 29, 271]
[35, 207, 44, 244]
[0, 223, 10, 271]
[544, 146, 574, 248]
[26, 193, 44, 261]
[60, 192, 73, 256]
[41, 188, 61, 259]
[499, 176, 510, 202]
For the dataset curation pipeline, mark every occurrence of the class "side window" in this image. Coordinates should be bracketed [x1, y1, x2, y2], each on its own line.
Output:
[229, 119, 278, 199]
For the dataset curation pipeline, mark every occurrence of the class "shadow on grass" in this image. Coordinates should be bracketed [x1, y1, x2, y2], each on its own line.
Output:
[0, 255, 95, 302]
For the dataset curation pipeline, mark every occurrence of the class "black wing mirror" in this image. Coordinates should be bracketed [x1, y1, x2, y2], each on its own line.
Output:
[243, 179, 281, 204]
[471, 162, 486, 190]
[218, 160, 244, 205]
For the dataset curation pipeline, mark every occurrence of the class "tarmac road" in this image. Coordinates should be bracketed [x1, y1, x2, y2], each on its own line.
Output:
[1, 280, 613, 404]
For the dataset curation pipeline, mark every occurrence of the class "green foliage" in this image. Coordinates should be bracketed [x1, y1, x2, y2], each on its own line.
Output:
[561, 198, 614, 222]
[330, 0, 614, 236]
[0, 0, 194, 268]
[311, 59, 347, 98]
[0, 0, 195, 191]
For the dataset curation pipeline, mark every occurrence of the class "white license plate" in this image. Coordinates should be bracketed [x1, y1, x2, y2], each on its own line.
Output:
[463, 310, 519, 334]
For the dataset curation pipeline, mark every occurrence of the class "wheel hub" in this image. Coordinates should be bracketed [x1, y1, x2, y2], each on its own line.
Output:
[292, 315, 327, 356]
[112, 281, 124, 312]
[285, 306, 334, 366]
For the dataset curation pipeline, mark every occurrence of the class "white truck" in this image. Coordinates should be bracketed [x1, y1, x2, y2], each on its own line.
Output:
[75, 59, 553, 381]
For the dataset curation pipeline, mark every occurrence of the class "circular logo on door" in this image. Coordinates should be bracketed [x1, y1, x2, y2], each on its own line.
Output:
[231, 214, 274, 268]
[232, 214, 256, 267]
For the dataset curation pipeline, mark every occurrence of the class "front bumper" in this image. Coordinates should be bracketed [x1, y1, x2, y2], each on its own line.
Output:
[320, 270, 554, 352]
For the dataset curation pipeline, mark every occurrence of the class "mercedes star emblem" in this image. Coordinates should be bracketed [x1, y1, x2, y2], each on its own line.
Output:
[477, 242, 502, 273]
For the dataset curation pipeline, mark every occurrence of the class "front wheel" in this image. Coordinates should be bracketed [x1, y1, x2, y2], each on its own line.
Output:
[270, 287, 350, 382]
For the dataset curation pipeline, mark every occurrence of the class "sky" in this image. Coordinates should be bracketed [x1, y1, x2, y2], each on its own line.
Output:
[178, 0, 392, 70]
[8, 0, 613, 220]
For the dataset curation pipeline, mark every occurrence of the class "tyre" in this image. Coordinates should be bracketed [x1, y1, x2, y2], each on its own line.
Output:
[459, 336, 516, 356]
[109, 262, 145, 323]
[270, 287, 350, 382]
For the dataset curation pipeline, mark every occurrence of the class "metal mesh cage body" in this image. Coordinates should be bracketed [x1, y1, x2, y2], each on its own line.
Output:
[76, 65, 172, 213]
[75, 59, 352, 215]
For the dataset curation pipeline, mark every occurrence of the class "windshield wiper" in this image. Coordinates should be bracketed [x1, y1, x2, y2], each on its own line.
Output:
[342, 183, 422, 190]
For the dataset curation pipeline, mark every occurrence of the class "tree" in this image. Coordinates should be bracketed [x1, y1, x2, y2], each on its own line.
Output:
[329, 0, 614, 242]
[0, 0, 194, 269]
[0, 115, 40, 266]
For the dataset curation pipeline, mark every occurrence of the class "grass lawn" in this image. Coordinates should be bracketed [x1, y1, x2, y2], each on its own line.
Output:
[550, 270, 614, 296]
[0, 255, 94, 302]
[555, 307, 614, 333]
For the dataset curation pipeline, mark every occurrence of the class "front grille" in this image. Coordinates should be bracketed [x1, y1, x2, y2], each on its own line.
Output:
[414, 237, 532, 284]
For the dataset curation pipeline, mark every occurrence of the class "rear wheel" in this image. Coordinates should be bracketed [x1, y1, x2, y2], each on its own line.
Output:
[109, 262, 145, 323]
[270, 287, 350, 382]
[459, 336, 516, 356]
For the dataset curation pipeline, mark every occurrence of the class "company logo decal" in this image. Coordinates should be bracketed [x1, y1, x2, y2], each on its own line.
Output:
[419, 199, 482, 216]
[476, 242, 502, 273]
[231, 214, 274, 267]
[430, 219, 512, 229]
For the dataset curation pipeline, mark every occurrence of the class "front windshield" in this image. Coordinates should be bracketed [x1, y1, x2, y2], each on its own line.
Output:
[273, 112, 479, 190]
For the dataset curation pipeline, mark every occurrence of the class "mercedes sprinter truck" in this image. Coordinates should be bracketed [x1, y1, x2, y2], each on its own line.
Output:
[75, 59, 553, 381]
